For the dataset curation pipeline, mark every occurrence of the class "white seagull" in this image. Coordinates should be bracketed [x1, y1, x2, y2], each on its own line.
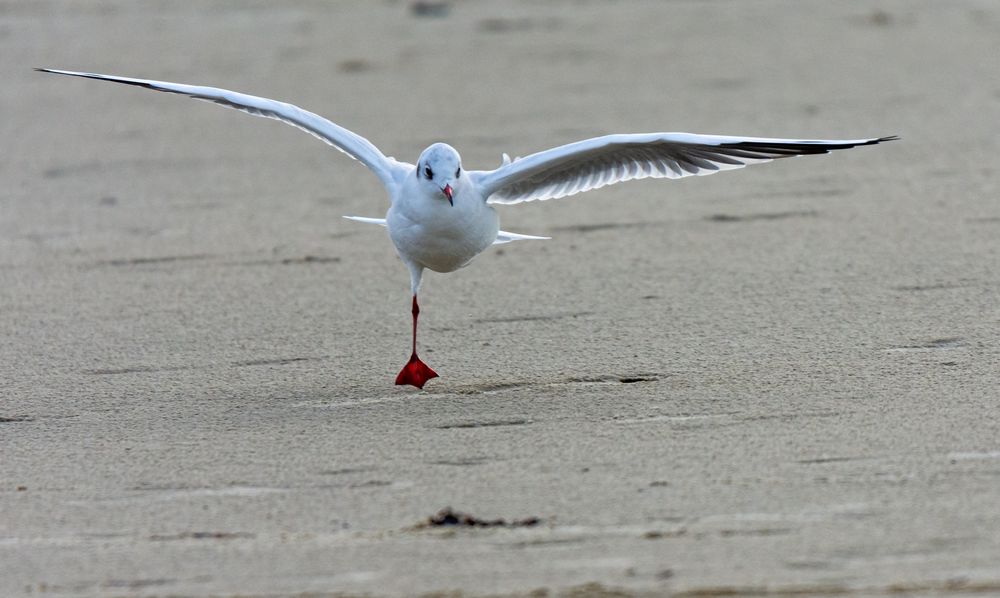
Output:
[38, 68, 896, 388]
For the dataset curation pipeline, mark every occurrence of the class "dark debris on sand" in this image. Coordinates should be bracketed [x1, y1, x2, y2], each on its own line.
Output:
[419, 507, 540, 528]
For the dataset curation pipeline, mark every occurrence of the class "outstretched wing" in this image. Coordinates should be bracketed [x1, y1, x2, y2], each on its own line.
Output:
[470, 133, 896, 205]
[36, 68, 410, 191]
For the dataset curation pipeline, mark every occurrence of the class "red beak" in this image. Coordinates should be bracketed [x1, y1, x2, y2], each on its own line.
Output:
[442, 184, 453, 206]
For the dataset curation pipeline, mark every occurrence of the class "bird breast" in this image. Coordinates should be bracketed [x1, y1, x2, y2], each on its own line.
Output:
[387, 188, 499, 273]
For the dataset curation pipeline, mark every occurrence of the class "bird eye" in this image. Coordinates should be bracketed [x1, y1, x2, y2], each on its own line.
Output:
[455, 166, 461, 178]
[424, 166, 433, 179]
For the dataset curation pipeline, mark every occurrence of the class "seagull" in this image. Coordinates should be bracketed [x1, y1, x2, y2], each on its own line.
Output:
[37, 68, 896, 389]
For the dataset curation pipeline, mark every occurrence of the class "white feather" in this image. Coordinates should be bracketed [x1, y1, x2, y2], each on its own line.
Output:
[473, 133, 895, 204]
[345, 216, 546, 245]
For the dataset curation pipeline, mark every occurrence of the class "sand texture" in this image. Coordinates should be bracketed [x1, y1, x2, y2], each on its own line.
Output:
[3, 1, 999, 596]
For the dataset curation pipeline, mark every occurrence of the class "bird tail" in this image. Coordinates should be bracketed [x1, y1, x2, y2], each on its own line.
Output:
[343, 216, 387, 227]
[493, 230, 550, 245]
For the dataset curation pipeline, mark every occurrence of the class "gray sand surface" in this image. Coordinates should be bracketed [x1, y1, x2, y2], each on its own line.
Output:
[3, 1, 999, 596]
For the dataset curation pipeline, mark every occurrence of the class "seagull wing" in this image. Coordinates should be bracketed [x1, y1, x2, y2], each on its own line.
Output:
[36, 68, 410, 191]
[470, 133, 896, 205]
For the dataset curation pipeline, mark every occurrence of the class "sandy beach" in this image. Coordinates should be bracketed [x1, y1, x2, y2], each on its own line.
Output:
[3, 1, 999, 596]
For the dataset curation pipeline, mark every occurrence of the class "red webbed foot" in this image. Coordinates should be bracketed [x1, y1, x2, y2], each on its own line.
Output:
[395, 352, 439, 389]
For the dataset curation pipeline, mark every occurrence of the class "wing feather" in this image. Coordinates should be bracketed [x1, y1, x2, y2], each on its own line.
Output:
[36, 68, 409, 190]
[471, 133, 896, 204]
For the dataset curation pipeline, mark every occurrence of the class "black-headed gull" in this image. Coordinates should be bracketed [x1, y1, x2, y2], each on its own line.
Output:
[37, 68, 896, 388]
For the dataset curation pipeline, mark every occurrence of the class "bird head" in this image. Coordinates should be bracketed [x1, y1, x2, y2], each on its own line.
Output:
[416, 143, 462, 206]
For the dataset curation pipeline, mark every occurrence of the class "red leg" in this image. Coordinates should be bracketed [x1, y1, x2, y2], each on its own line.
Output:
[395, 294, 438, 388]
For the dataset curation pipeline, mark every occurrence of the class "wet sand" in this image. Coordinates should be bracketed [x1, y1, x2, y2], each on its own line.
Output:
[3, 1, 999, 596]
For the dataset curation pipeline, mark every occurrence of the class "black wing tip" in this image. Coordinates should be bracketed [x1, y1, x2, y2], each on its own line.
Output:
[831, 135, 900, 150]
[35, 68, 162, 92]
[35, 67, 85, 76]
[718, 135, 899, 157]
[35, 67, 90, 78]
